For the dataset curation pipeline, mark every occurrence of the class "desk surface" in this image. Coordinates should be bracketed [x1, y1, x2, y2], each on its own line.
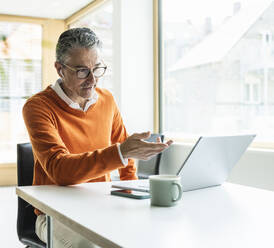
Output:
[16, 182, 274, 248]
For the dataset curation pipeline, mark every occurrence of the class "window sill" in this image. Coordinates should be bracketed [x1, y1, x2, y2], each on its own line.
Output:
[0, 163, 17, 186]
[0, 163, 16, 168]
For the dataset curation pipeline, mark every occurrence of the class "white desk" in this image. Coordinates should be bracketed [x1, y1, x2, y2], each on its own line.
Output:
[16, 182, 274, 248]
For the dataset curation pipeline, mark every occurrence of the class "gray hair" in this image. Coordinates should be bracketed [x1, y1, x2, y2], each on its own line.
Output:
[56, 27, 102, 63]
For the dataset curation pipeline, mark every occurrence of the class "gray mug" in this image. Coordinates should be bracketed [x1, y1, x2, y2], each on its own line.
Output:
[149, 175, 183, 207]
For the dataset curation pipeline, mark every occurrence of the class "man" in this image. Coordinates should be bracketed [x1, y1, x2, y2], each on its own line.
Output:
[23, 27, 172, 247]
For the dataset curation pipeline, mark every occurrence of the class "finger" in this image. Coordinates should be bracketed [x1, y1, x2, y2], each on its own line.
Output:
[140, 140, 168, 150]
[132, 131, 151, 140]
[165, 140, 173, 146]
[143, 146, 168, 158]
[156, 137, 161, 143]
[140, 157, 150, 161]
[137, 146, 167, 160]
[142, 154, 157, 160]
[144, 155, 155, 161]
[143, 145, 169, 156]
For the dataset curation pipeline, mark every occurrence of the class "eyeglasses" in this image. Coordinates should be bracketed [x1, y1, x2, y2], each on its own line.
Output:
[61, 63, 107, 79]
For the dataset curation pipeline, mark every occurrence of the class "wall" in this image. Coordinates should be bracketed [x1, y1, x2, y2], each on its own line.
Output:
[112, 0, 154, 134]
[227, 148, 274, 191]
[159, 143, 274, 192]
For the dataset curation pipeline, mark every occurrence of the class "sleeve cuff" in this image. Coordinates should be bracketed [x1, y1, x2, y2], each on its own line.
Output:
[117, 143, 128, 166]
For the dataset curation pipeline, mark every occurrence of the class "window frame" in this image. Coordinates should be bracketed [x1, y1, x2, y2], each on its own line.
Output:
[0, 16, 44, 170]
[0, 14, 66, 185]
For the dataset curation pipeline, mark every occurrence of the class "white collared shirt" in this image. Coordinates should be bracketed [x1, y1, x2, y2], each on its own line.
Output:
[51, 78, 98, 112]
[51, 79, 128, 166]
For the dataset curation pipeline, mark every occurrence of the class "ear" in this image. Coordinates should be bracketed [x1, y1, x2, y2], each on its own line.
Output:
[55, 61, 64, 78]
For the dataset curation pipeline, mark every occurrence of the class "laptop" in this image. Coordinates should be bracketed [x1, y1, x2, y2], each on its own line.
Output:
[112, 134, 256, 192]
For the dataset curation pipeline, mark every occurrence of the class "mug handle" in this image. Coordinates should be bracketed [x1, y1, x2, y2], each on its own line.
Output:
[172, 182, 183, 202]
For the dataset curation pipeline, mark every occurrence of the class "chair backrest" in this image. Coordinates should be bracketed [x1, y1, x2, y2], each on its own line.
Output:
[17, 143, 46, 248]
[17, 143, 35, 187]
[137, 134, 164, 179]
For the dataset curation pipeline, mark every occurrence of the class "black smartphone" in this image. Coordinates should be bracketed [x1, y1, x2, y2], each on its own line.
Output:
[111, 189, 151, 199]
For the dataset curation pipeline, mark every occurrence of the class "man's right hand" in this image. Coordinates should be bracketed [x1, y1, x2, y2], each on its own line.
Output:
[120, 131, 173, 160]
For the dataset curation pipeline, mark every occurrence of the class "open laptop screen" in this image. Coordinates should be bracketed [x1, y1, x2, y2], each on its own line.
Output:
[174, 134, 256, 191]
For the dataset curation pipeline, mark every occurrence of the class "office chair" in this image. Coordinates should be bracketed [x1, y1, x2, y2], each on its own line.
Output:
[137, 134, 164, 179]
[17, 143, 46, 248]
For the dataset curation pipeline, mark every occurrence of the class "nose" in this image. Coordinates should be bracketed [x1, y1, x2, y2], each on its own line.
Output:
[86, 70, 96, 83]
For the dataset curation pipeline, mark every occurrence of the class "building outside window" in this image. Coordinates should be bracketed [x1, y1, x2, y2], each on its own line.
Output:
[0, 22, 42, 163]
[243, 76, 261, 104]
[160, 0, 274, 145]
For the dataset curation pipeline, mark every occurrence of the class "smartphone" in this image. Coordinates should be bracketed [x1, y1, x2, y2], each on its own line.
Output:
[111, 189, 151, 199]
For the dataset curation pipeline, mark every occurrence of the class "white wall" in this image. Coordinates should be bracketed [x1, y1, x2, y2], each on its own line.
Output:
[112, 0, 154, 134]
[227, 148, 274, 191]
[159, 143, 274, 191]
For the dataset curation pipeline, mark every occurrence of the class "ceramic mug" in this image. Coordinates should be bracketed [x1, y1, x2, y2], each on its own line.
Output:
[149, 175, 183, 207]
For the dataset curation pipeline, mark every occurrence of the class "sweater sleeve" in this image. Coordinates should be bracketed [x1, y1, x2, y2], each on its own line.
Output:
[23, 97, 125, 186]
[111, 98, 138, 181]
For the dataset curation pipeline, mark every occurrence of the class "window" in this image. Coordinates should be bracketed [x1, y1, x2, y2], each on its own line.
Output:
[69, 0, 113, 92]
[160, 0, 274, 145]
[243, 77, 261, 104]
[0, 22, 42, 163]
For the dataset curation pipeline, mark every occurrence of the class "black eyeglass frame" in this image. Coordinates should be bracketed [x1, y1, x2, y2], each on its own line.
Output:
[61, 62, 107, 79]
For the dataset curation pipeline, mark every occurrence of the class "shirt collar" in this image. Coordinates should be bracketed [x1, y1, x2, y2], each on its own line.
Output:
[50, 78, 98, 112]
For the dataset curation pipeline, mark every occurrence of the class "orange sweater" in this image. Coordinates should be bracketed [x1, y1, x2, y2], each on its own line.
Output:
[23, 86, 137, 187]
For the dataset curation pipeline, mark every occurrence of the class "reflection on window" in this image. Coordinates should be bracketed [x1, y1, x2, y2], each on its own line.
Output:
[69, 0, 113, 93]
[161, 0, 274, 144]
[0, 22, 42, 163]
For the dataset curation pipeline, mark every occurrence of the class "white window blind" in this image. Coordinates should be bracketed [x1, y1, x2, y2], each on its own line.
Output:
[0, 22, 42, 163]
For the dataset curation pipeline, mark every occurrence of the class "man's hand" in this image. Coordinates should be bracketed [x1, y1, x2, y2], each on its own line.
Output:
[120, 131, 173, 160]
